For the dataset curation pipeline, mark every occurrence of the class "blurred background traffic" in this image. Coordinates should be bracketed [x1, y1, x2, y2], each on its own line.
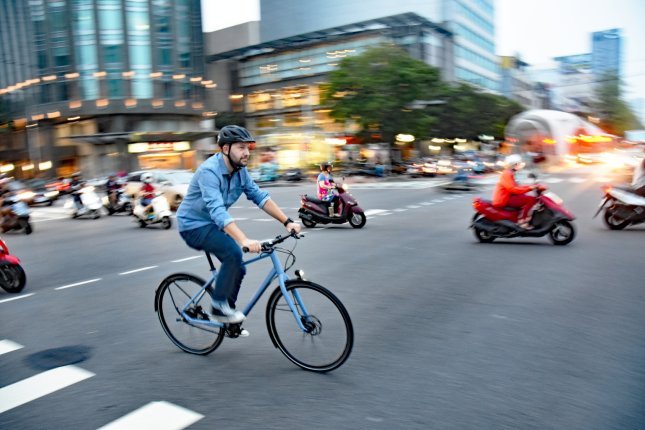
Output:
[0, 0, 643, 193]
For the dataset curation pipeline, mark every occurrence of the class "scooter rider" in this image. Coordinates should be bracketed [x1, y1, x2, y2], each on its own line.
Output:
[317, 162, 339, 217]
[105, 174, 121, 208]
[69, 172, 84, 210]
[177, 125, 301, 324]
[631, 147, 645, 197]
[493, 154, 537, 229]
[138, 172, 156, 217]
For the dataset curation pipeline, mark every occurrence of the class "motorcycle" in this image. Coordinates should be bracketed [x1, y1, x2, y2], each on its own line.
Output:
[593, 184, 645, 230]
[1, 199, 32, 234]
[103, 189, 133, 215]
[470, 174, 576, 245]
[0, 237, 26, 293]
[132, 193, 172, 229]
[298, 182, 366, 229]
[64, 185, 102, 219]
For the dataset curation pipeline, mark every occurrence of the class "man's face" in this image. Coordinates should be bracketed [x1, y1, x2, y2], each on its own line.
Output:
[225, 142, 252, 167]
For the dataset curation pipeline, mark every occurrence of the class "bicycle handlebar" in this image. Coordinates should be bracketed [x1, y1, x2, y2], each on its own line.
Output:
[242, 230, 304, 253]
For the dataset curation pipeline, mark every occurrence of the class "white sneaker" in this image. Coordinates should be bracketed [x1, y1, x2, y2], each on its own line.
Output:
[210, 301, 245, 324]
[239, 329, 250, 337]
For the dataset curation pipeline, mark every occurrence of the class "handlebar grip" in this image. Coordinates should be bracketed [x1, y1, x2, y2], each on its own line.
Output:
[242, 247, 250, 253]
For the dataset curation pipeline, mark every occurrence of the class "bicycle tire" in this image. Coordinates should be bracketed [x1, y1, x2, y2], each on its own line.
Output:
[266, 281, 353, 372]
[155, 273, 224, 355]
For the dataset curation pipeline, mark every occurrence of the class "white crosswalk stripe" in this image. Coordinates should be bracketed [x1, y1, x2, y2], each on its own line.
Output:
[0, 341, 204, 427]
[97, 401, 203, 430]
[0, 364, 95, 414]
[0, 339, 23, 356]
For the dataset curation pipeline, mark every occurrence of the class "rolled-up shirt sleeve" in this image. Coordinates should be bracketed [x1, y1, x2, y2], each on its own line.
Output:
[241, 170, 270, 208]
[198, 168, 235, 230]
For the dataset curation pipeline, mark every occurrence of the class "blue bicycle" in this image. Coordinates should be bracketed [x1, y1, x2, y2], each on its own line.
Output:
[154, 232, 354, 372]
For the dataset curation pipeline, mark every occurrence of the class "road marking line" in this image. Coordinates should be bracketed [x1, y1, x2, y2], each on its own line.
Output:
[119, 266, 158, 275]
[393, 208, 407, 212]
[406, 205, 421, 209]
[233, 217, 249, 221]
[432, 199, 444, 203]
[0, 340, 23, 356]
[55, 278, 102, 291]
[0, 293, 35, 304]
[97, 401, 204, 430]
[252, 218, 273, 222]
[171, 256, 201, 263]
[364, 209, 388, 216]
[0, 365, 95, 414]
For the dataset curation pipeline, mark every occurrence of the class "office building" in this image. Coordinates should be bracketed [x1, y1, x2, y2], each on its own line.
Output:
[259, 0, 499, 93]
[0, 0, 211, 178]
[592, 28, 621, 78]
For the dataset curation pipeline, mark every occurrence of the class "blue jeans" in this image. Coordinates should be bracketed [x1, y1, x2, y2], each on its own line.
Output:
[179, 224, 246, 306]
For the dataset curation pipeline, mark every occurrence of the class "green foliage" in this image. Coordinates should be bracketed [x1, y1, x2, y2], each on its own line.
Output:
[321, 44, 445, 142]
[215, 111, 246, 128]
[593, 72, 643, 135]
[322, 44, 524, 142]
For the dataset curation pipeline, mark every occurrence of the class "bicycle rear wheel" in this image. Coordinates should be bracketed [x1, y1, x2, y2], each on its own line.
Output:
[155, 273, 224, 355]
[266, 281, 353, 372]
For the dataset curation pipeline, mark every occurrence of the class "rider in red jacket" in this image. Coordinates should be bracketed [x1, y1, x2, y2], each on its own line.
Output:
[492, 154, 537, 229]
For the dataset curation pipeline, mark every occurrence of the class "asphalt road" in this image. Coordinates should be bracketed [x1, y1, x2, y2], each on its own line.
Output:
[1, 171, 644, 429]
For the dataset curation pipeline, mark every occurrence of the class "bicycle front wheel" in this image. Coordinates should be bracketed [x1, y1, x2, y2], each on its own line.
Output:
[266, 281, 353, 372]
[155, 273, 224, 355]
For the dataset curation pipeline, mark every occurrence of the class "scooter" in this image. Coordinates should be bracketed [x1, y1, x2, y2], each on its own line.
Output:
[132, 193, 172, 229]
[103, 189, 133, 215]
[0, 237, 26, 293]
[298, 182, 366, 229]
[470, 174, 576, 245]
[440, 169, 478, 193]
[64, 185, 102, 219]
[594, 184, 645, 230]
[1, 199, 32, 234]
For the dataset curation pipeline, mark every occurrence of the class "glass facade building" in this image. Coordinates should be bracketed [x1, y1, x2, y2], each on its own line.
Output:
[591, 28, 621, 78]
[206, 13, 453, 168]
[0, 0, 208, 178]
[259, 0, 499, 93]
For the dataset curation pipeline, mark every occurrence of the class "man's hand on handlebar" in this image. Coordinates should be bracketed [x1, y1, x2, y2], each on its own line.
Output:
[241, 238, 261, 253]
[285, 221, 302, 235]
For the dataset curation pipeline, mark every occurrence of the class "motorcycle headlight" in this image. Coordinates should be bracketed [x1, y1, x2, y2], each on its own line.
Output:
[341, 184, 348, 191]
[44, 191, 59, 198]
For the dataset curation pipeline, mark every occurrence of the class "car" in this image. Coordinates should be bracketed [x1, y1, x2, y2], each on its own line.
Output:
[6, 179, 59, 206]
[125, 169, 193, 210]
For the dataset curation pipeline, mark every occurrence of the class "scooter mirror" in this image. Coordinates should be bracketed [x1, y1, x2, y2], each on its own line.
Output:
[528, 172, 537, 180]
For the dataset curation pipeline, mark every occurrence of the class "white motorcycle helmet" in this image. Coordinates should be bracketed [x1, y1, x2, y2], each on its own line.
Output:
[141, 172, 154, 184]
[505, 154, 525, 171]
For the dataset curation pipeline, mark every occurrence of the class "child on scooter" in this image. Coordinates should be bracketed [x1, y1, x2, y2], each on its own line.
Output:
[317, 162, 339, 217]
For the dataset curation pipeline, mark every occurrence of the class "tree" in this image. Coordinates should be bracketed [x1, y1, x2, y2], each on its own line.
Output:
[593, 72, 642, 135]
[321, 44, 446, 143]
[433, 83, 524, 139]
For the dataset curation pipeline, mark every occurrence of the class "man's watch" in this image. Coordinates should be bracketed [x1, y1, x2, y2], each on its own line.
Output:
[283, 217, 294, 226]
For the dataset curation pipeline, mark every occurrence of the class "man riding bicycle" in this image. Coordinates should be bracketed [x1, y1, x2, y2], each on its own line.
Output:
[177, 125, 301, 324]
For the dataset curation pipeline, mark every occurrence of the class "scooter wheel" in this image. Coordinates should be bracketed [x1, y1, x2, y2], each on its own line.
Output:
[474, 227, 495, 243]
[302, 219, 317, 228]
[348, 212, 366, 229]
[549, 220, 575, 246]
[162, 217, 172, 230]
[0, 264, 26, 293]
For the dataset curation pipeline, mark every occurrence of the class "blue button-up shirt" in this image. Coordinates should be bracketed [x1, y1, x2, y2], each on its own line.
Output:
[177, 153, 270, 232]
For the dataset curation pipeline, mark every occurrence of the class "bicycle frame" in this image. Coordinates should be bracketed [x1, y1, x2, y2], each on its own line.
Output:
[179, 250, 310, 332]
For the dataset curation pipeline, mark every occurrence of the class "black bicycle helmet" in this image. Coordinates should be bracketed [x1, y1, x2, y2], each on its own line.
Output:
[217, 125, 255, 147]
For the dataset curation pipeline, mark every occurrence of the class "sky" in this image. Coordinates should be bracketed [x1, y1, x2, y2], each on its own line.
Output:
[201, 0, 645, 111]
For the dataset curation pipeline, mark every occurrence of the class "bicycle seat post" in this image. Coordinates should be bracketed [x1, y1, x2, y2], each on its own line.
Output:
[205, 252, 216, 271]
